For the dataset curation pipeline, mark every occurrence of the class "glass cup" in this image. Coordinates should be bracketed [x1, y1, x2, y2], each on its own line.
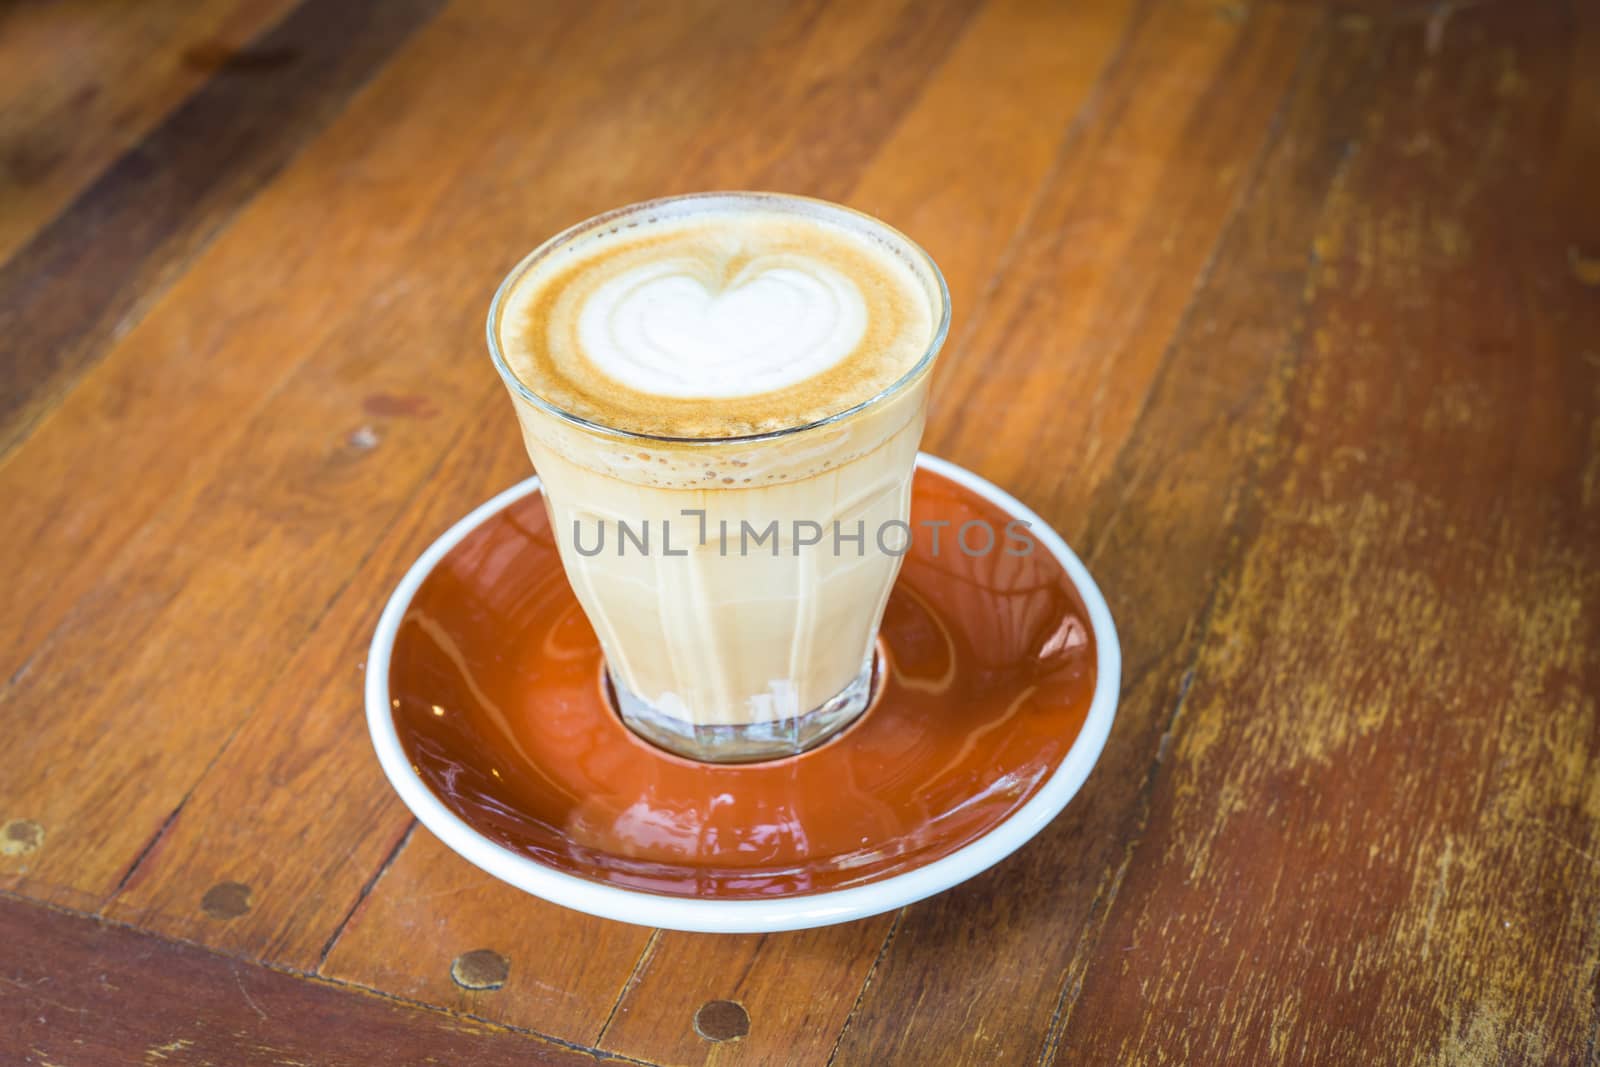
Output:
[488, 193, 950, 762]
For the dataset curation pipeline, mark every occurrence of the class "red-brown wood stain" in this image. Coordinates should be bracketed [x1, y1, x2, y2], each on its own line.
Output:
[391, 470, 1097, 898]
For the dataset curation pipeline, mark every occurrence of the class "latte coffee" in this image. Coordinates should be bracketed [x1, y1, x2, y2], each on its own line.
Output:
[490, 193, 948, 761]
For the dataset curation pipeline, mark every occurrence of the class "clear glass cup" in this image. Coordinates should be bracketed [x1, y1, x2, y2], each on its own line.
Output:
[488, 193, 950, 762]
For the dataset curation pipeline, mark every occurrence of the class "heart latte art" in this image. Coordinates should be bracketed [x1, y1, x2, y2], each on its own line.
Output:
[497, 196, 940, 438]
[580, 259, 866, 399]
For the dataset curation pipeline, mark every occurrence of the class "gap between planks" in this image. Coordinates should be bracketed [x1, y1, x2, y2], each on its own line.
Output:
[0, 886, 667, 1067]
[93, 377, 500, 913]
[1038, 9, 1398, 1063]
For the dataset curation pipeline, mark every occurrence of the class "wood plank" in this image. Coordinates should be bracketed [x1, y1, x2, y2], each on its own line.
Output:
[1034, 17, 1394, 1061]
[659, 0, 984, 204]
[0, 0, 727, 673]
[0, 3, 1583, 1062]
[0, 0, 619, 912]
[0, 0, 445, 457]
[848, 0, 1143, 331]
[321, 831, 657, 1048]
[307, 3, 997, 1051]
[593, 0, 1143, 1063]
[100, 391, 526, 958]
[4, 0, 797, 910]
[600, 922, 891, 1067]
[1055, 1, 1600, 1063]
[0, 893, 611, 1067]
[0, 0, 296, 263]
[99, 0, 982, 1036]
[927, 0, 1312, 510]
[829, 3, 1351, 1064]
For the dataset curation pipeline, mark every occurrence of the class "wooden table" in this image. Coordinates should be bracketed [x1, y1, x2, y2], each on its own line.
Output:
[3, 0, 1596, 1063]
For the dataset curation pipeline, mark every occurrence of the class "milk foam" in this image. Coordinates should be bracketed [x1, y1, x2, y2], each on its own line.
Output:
[578, 254, 866, 399]
[497, 195, 941, 438]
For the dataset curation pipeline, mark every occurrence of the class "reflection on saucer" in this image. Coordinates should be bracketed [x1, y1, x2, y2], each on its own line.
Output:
[389, 467, 1097, 900]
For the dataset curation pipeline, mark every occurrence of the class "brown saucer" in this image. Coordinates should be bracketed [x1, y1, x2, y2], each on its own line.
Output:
[388, 466, 1099, 901]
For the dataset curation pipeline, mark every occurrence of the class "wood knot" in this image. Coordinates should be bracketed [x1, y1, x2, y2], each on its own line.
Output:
[1, 819, 44, 856]
[450, 949, 509, 991]
[201, 880, 252, 920]
[694, 999, 750, 1042]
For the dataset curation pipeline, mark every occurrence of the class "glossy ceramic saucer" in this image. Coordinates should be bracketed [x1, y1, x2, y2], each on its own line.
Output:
[366, 454, 1119, 933]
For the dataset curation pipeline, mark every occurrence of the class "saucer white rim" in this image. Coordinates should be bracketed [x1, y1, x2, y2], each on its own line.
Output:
[365, 453, 1120, 933]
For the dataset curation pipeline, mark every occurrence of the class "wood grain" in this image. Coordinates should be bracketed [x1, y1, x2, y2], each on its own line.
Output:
[0, 0, 445, 456]
[658, 0, 984, 203]
[4, 0, 1598, 1059]
[1057, 1, 1600, 1062]
[92, 0, 787, 955]
[0, 0, 473, 672]
[591, 1, 1141, 1063]
[1036, 14, 1391, 1062]
[322, 830, 656, 1047]
[599, 921, 892, 1067]
[0, 0, 295, 263]
[0, 0, 619, 913]
[929, 0, 1312, 507]
[315, 3, 1005, 1054]
[104, 0, 983, 1043]
[849, 0, 1143, 379]
[0, 892, 605, 1067]
[99, 395, 526, 961]
[831, 4, 1323, 1063]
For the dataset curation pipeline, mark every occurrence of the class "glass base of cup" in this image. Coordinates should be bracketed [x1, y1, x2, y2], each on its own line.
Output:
[607, 653, 879, 764]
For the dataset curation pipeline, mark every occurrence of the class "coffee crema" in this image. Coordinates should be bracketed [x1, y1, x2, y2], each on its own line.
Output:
[497, 194, 940, 438]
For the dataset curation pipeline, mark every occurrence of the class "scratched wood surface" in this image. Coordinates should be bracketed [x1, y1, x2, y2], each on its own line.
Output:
[0, 0, 296, 262]
[2, 0, 1595, 1064]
